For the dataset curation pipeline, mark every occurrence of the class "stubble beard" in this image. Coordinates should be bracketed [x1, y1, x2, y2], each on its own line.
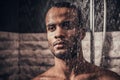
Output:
[49, 39, 78, 60]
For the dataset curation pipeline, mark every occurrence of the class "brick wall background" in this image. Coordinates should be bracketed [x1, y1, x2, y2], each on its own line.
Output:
[0, 31, 120, 80]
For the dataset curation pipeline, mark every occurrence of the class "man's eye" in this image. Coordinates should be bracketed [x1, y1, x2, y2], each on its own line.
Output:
[47, 25, 56, 32]
[61, 21, 73, 30]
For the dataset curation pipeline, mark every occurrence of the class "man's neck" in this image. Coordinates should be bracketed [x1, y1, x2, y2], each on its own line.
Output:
[54, 54, 84, 75]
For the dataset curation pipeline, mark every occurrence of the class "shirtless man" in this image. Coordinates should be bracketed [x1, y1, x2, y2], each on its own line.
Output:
[33, 2, 120, 80]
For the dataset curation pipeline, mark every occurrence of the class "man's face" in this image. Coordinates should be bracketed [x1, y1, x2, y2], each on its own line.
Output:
[45, 7, 80, 59]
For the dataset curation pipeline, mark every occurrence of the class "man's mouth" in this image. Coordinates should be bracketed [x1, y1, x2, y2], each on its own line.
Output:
[53, 41, 66, 49]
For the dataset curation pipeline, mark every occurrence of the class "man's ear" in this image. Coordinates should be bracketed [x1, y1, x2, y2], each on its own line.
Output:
[79, 28, 86, 40]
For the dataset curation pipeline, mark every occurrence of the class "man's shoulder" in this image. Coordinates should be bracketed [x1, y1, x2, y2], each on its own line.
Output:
[32, 67, 56, 80]
[95, 68, 120, 80]
[75, 63, 120, 80]
[87, 63, 120, 80]
[75, 69, 120, 80]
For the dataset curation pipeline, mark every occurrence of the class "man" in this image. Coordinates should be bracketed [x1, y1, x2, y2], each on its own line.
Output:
[33, 2, 120, 80]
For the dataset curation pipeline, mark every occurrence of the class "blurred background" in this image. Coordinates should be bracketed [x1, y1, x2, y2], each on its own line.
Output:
[0, 0, 120, 80]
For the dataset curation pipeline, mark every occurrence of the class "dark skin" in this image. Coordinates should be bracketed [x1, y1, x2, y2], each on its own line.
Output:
[32, 7, 120, 80]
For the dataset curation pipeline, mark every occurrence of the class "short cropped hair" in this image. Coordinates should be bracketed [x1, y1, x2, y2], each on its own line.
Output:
[45, 2, 83, 28]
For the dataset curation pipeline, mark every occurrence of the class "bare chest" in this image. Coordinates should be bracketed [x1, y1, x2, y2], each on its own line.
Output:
[38, 74, 98, 80]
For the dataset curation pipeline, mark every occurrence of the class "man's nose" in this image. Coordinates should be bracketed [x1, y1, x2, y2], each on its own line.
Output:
[54, 26, 65, 39]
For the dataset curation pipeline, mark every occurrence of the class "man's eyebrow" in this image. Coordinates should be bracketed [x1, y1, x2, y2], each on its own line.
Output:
[47, 23, 56, 27]
[60, 21, 70, 25]
[46, 20, 73, 27]
[61, 20, 75, 24]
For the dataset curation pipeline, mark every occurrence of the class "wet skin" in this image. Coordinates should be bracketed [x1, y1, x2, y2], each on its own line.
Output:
[45, 7, 80, 59]
[32, 7, 120, 80]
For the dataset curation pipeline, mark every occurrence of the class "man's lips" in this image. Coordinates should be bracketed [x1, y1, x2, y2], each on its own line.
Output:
[53, 41, 67, 49]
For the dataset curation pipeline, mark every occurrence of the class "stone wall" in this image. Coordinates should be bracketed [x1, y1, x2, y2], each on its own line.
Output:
[0, 31, 120, 80]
